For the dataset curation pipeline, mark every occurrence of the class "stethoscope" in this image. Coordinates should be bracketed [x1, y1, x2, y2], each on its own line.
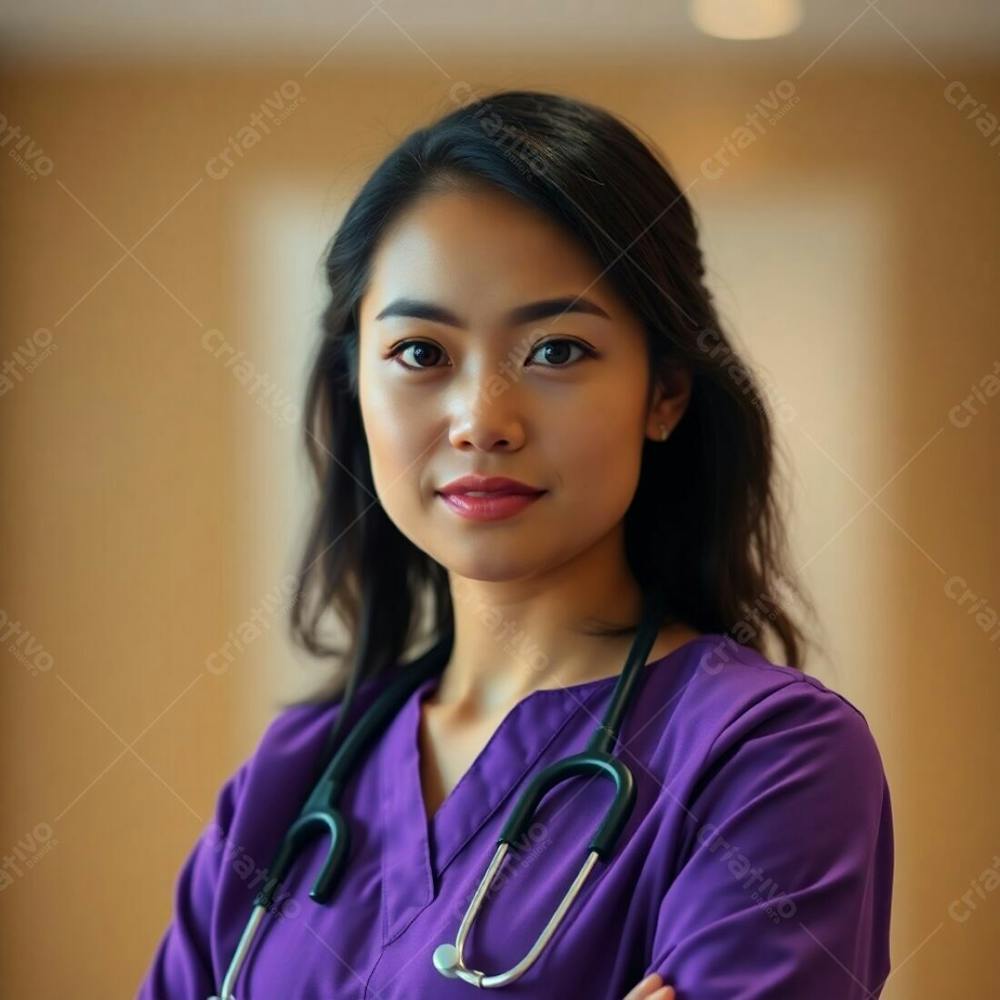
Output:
[210, 586, 667, 998]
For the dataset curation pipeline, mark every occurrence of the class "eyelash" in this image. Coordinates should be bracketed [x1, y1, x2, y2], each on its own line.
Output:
[385, 337, 597, 372]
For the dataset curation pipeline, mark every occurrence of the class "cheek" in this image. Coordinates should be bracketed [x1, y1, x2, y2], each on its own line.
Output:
[548, 393, 645, 508]
[359, 379, 437, 510]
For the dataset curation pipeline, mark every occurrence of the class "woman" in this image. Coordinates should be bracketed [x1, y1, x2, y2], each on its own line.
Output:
[138, 89, 893, 999]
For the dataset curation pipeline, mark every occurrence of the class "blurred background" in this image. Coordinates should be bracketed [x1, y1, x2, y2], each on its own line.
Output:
[1, 1, 998, 996]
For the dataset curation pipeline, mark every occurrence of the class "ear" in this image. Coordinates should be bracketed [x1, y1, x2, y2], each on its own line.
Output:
[645, 363, 692, 443]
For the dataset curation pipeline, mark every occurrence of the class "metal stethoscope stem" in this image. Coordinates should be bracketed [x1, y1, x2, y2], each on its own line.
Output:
[432, 843, 602, 988]
[209, 905, 266, 1000]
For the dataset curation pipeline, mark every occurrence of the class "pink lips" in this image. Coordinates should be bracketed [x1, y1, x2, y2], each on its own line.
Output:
[435, 475, 547, 523]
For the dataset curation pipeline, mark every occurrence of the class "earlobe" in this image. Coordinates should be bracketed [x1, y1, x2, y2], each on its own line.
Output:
[644, 420, 670, 444]
[647, 365, 691, 442]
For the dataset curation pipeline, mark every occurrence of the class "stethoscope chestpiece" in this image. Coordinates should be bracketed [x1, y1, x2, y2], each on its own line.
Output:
[432, 942, 461, 978]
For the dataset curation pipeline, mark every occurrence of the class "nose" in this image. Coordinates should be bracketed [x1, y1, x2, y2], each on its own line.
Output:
[447, 411, 525, 452]
[446, 379, 527, 453]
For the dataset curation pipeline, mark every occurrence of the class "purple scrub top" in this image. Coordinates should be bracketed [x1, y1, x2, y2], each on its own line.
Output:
[137, 634, 893, 999]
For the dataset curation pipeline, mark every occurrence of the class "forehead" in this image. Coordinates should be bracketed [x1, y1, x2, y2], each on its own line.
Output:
[359, 187, 623, 324]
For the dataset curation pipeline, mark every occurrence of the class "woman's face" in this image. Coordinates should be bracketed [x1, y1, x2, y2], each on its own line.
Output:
[357, 185, 687, 584]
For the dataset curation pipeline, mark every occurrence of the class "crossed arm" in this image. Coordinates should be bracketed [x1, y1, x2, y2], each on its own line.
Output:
[623, 972, 675, 1000]
[615, 685, 893, 1000]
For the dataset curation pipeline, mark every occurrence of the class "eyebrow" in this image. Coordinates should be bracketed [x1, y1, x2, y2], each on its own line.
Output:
[373, 295, 611, 328]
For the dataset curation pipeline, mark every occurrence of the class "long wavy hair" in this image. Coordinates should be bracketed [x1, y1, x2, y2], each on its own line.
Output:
[285, 87, 815, 729]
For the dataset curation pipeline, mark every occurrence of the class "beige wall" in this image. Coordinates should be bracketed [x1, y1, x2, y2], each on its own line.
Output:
[1, 54, 998, 997]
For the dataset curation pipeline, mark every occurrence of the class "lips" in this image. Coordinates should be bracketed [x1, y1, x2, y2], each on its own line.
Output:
[434, 475, 547, 523]
[436, 475, 545, 497]
[436, 490, 546, 522]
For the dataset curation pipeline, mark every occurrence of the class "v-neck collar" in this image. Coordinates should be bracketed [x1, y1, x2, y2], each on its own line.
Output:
[377, 668, 619, 944]
[375, 635, 715, 945]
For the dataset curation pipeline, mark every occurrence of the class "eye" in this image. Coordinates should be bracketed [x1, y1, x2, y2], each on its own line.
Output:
[387, 340, 448, 370]
[528, 338, 595, 368]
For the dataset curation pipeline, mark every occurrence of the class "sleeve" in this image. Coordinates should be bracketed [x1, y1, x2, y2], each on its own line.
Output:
[135, 759, 250, 1000]
[647, 684, 894, 1000]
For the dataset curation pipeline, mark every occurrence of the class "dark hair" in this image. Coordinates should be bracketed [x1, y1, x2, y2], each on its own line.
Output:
[285, 87, 815, 724]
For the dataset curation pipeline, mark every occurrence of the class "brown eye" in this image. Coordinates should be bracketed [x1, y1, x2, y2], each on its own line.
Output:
[528, 338, 593, 368]
[390, 340, 446, 370]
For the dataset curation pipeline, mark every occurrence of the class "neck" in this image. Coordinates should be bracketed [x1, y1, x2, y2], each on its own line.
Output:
[431, 533, 653, 722]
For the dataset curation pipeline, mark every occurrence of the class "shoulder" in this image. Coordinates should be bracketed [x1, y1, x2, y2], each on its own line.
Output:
[671, 634, 883, 746]
[245, 671, 393, 780]
[217, 673, 394, 841]
[251, 697, 344, 768]
[652, 635, 890, 818]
